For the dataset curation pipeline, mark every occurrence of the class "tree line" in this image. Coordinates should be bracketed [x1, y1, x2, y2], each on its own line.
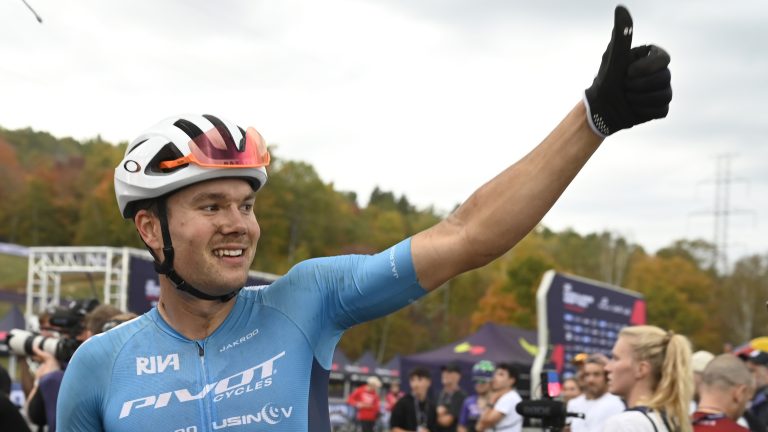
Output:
[0, 126, 766, 362]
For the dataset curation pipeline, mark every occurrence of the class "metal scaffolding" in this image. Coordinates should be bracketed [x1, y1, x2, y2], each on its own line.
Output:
[25, 246, 150, 315]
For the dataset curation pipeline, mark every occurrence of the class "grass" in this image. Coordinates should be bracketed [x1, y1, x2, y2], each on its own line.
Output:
[0, 254, 27, 291]
[0, 252, 103, 315]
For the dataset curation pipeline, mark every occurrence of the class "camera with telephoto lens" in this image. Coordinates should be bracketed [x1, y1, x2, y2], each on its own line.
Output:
[4, 298, 98, 363]
[516, 371, 584, 432]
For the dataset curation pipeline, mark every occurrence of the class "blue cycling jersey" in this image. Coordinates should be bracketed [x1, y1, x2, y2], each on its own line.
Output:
[57, 239, 425, 432]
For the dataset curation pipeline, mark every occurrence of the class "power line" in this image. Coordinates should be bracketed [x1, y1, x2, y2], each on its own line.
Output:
[690, 154, 753, 274]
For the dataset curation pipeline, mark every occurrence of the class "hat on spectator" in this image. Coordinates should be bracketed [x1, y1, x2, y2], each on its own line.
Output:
[471, 360, 496, 383]
[739, 350, 768, 366]
[691, 350, 715, 373]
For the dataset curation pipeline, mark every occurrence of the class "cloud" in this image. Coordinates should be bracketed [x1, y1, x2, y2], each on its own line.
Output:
[0, 0, 765, 262]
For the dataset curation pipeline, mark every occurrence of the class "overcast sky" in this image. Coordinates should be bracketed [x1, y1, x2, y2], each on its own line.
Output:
[1, 0, 766, 266]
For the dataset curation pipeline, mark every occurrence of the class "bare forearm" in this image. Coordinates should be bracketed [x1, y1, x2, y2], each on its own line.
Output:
[413, 102, 602, 290]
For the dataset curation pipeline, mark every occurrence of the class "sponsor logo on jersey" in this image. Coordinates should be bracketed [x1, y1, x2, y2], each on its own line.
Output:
[389, 247, 399, 279]
[219, 328, 260, 353]
[211, 404, 294, 429]
[136, 353, 180, 376]
[120, 351, 286, 419]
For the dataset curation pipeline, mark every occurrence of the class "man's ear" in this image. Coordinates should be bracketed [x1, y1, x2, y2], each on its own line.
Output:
[134, 209, 162, 251]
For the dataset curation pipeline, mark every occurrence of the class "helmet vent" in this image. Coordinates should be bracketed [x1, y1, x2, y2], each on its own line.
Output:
[145, 143, 186, 175]
[173, 119, 205, 141]
[202, 114, 239, 150]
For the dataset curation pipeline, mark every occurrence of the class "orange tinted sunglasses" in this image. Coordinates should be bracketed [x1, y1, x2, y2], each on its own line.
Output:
[160, 126, 270, 170]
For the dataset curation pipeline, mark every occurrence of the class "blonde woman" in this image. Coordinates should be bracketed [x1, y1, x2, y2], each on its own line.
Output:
[602, 325, 693, 432]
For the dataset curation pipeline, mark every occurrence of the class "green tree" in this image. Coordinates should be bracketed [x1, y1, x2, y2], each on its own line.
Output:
[624, 253, 720, 351]
[719, 254, 768, 345]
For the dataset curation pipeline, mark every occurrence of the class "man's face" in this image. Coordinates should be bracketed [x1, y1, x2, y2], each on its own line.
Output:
[473, 380, 491, 396]
[154, 178, 259, 295]
[562, 379, 581, 401]
[582, 362, 609, 398]
[442, 370, 460, 388]
[410, 376, 431, 398]
[491, 368, 515, 392]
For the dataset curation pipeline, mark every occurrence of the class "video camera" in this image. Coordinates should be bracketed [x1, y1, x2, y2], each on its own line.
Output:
[3, 298, 98, 363]
[516, 371, 584, 432]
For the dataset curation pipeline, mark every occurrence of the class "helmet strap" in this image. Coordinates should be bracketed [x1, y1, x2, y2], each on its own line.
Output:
[146, 198, 239, 303]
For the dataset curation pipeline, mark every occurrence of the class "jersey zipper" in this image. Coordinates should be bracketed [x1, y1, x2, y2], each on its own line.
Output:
[196, 340, 214, 432]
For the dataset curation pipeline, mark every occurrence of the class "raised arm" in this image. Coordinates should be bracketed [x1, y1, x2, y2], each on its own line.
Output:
[411, 6, 672, 291]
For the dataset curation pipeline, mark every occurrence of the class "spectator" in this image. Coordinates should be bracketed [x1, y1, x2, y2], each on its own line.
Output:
[561, 377, 582, 405]
[692, 354, 754, 431]
[458, 360, 495, 432]
[83, 304, 123, 337]
[437, 362, 467, 432]
[391, 367, 437, 432]
[26, 300, 119, 432]
[602, 325, 693, 432]
[386, 380, 405, 413]
[691, 350, 715, 411]
[0, 364, 30, 432]
[738, 350, 768, 431]
[347, 376, 383, 432]
[17, 310, 55, 398]
[383, 379, 405, 428]
[567, 353, 624, 432]
[476, 363, 523, 432]
[572, 352, 589, 391]
[100, 312, 139, 333]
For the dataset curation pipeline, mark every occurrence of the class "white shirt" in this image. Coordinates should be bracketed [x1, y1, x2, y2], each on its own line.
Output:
[567, 392, 625, 432]
[600, 410, 670, 432]
[491, 389, 523, 432]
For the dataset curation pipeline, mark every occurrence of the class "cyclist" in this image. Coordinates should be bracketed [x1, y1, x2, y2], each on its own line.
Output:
[58, 6, 671, 431]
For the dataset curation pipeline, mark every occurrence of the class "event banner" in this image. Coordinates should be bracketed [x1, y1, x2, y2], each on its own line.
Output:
[531, 271, 645, 393]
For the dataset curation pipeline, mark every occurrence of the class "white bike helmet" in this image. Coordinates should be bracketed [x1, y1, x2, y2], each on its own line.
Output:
[114, 114, 270, 302]
[115, 113, 269, 219]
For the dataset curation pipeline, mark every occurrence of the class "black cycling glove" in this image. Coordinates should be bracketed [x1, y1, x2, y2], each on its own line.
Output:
[584, 5, 672, 137]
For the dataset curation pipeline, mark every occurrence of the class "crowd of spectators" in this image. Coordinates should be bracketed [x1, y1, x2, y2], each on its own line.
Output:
[369, 325, 768, 432]
[2, 300, 136, 432]
[6, 309, 768, 432]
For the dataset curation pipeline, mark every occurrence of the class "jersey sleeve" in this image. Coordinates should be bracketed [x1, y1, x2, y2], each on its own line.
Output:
[57, 336, 111, 431]
[258, 237, 427, 367]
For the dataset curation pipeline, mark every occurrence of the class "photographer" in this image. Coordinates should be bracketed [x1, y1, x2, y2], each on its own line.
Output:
[20, 300, 113, 432]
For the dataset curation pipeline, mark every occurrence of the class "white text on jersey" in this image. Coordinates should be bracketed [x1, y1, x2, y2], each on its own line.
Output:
[120, 351, 286, 419]
[136, 353, 180, 376]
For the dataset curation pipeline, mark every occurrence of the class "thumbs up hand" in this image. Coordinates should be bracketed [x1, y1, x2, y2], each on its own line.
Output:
[584, 5, 672, 137]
